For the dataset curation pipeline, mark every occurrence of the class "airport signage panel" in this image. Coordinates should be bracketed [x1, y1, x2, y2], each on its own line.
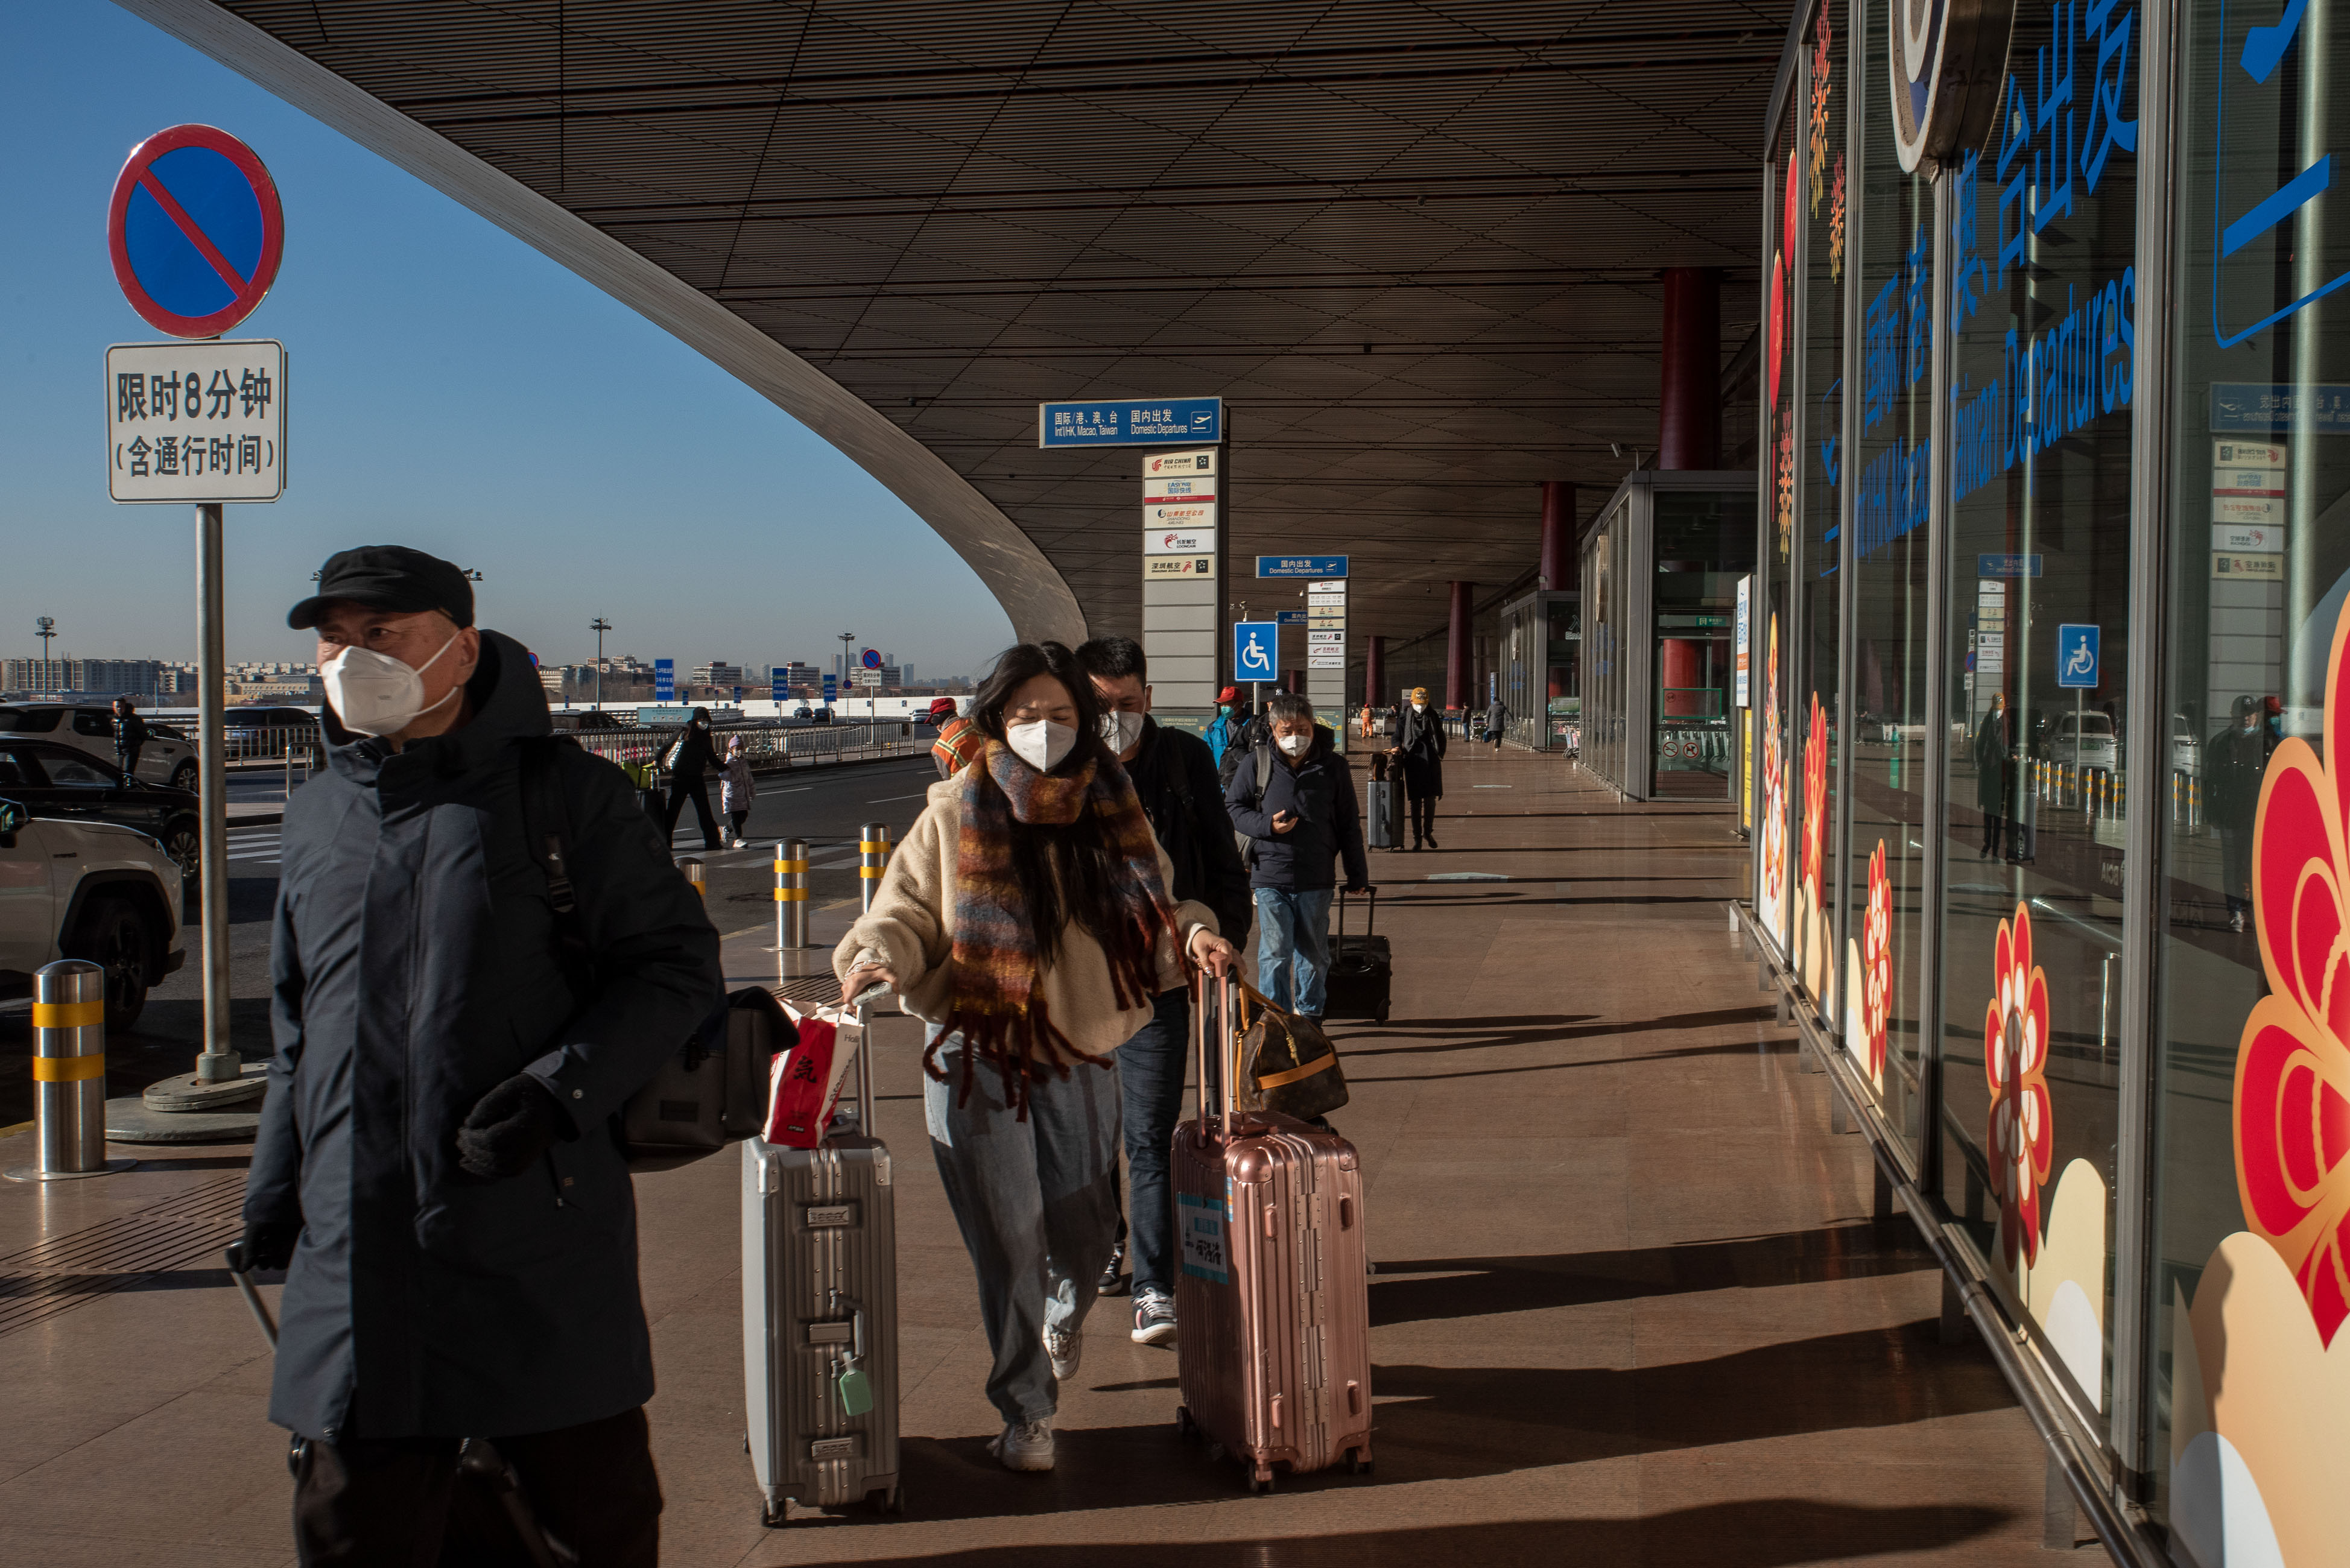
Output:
[1144, 447, 1218, 476]
[1144, 473, 1217, 503]
[1144, 554, 1217, 580]
[1307, 630, 1344, 645]
[1258, 555, 1347, 578]
[1233, 621, 1278, 682]
[1039, 397, 1221, 446]
[1308, 654, 1344, 669]
[1144, 528, 1216, 555]
[1144, 501, 1217, 531]
[1275, 610, 1306, 624]
[2214, 523, 2284, 554]
[107, 124, 286, 338]
[654, 659, 675, 701]
[106, 339, 286, 502]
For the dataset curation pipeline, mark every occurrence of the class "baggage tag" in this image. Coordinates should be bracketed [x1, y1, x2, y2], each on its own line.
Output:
[831, 1292, 875, 1418]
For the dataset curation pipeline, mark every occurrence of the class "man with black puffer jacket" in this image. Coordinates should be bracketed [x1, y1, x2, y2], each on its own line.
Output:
[1077, 637, 1252, 1347]
[233, 546, 723, 1567]
[1225, 692, 1371, 1026]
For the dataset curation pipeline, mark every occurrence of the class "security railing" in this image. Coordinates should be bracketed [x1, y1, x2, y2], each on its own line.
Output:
[569, 721, 913, 781]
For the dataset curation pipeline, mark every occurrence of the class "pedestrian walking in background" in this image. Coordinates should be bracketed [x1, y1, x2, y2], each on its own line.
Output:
[238, 545, 723, 1566]
[660, 706, 721, 850]
[2208, 694, 2271, 932]
[720, 734, 756, 848]
[1974, 693, 2013, 861]
[1484, 695, 1507, 750]
[1390, 686, 1448, 849]
[931, 695, 984, 778]
[112, 695, 148, 780]
[1205, 685, 1247, 765]
[1076, 636, 1252, 1348]
[1225, 692, 1370, 1022]
[835, 642, 1235, 1475]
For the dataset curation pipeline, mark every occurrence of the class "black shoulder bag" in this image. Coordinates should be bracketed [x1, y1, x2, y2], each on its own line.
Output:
[516, 737, 791, 1171]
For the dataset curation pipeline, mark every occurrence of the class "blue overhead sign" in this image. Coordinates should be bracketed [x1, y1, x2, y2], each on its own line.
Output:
[2056, 624, 2100, 689]
[1276, 610, 1306, 625]
[771, 668, 788, 702]
[1233, 621, 1278, 683]
[822, 674, 837, 704]
[1977, 554, 2044, 578]
[1257, 556, 1348, 578]
[1038, 397, 1221, 447]
[653, 658, 674, 701]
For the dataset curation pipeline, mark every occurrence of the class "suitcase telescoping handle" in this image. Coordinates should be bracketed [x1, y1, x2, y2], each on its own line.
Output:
[1337, 884, 1376, 944]
[1191, 968, 1237, 1142]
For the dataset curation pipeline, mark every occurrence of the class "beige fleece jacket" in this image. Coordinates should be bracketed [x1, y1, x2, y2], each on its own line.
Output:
[833, 773, 1218, 1063]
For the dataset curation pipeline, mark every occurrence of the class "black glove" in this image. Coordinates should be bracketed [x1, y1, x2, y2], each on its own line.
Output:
[229, 1219, 299, 1274]
[456, 1074, 568, 1180]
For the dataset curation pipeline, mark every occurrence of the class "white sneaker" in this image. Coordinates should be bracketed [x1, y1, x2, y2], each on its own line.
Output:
[1044, 1323, 1082, 1382]
[988, 1417, 1055, 1472]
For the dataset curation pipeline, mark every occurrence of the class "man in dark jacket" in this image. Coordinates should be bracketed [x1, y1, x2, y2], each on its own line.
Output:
[1974, 693, 2013, 859]
[235, 546, 723, 1565]
[660, 706, 721, 849]
[2207, 694, 2270, 932]
[1484, 695, 1508, 750]
[1227, 693, 1371, 1021]
[112, 695, 148, 779]
[1078, 637, 1252, 1347]
[1389, 685, 1448, 849]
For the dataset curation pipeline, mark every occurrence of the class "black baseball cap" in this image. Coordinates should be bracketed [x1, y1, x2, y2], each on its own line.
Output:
[288, 546, 475, 630]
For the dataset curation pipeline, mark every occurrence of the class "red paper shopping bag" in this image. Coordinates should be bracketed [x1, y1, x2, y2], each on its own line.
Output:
[765, 1003, 858, 1148]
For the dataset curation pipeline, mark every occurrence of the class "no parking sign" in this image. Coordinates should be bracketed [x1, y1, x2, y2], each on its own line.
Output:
[108, 125, 285, 338]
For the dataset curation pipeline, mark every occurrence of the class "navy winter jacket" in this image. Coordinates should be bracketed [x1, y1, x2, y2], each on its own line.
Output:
[1224, 734, 1369, 893]
[244, 631, 723, 1442]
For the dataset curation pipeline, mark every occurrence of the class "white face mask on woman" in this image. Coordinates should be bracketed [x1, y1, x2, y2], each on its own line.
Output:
[1006, 719, 1077, 772]
[323, 633, 461, 737]
[1411, 701, 1427, 713]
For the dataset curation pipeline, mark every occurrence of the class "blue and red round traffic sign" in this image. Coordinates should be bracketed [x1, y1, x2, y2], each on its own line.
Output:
[861, 648, 883, 670]
[108, 124, 284, 338]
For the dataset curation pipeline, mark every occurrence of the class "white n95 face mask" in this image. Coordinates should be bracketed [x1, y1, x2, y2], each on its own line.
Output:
[1277, 732, 1311, 757]
[324, 633, 461, 737]
[1411, 701, 1428, 712]
[1100, 710, 1145, 754]
[1006, 719, 1077, 772]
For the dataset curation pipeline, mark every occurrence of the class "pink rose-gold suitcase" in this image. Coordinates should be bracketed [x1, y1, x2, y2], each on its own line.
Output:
[1171, 973, 1375, 1491]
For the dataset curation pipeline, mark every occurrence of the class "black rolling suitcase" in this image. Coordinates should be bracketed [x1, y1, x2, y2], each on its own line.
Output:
[1365, 779, 1401, 851]
[1323, 887, 1392, 1023]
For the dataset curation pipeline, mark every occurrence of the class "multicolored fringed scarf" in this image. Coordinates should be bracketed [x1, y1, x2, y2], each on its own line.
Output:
[929, 738, 1177, 1116]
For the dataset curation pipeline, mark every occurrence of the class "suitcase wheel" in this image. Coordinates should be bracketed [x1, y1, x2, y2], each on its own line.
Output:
[865, 1484, 903, 1516]
[1174, 1405, 1196, 1441]
[1205, 1440, 1226, 1462]
[1349, 1448, 1375, 1476]
[1249, 1466, 1275, 1494]
[1378, 1001, 1391, 1023]
[760, 1500, 790, 1528]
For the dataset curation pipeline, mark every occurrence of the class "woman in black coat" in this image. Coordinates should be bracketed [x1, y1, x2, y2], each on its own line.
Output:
[1973, 693, 2012, 859]
[660, 706, 722, 850]
[1389, 686, 1449, 849]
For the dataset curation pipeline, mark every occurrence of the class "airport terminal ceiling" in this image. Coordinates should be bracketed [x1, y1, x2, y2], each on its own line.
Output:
[176, 0, 1776, 660]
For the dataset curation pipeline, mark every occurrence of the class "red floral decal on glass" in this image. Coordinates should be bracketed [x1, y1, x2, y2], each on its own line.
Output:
[2235, 595, 2350, 1345]
[1861, 841, 1891, 1083]
[1801, 693, 1828, 899]
[1761, 618, 1785, 911]
[1983, 902, 2053, 1269]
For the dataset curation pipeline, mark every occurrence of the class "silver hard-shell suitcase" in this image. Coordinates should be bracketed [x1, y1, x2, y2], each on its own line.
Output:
[743, 1009, 902, 1525]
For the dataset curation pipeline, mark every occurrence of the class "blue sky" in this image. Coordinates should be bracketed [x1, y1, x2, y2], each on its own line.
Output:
[0, 2, 1013, 675]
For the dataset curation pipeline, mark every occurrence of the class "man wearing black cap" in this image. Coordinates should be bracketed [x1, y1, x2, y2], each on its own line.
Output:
[236, 545, 723, 1564]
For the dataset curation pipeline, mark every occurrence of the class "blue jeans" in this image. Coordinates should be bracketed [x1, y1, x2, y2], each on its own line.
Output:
[1254, 887, 1333, 1016]
[1116, 987, 1223, 1299]
[923, 1028, 1122, 1424]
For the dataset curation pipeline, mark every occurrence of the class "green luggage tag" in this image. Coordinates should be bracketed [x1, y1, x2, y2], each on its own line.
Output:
[836, 1359, 874, 1418]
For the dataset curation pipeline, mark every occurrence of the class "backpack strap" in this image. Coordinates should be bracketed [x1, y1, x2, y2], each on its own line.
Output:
[1250, 740, 1274, 811]
[518, 735, 595, 997]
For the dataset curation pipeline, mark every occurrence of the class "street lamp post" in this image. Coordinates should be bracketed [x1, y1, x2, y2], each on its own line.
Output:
[35, 616, 56, 677]
[591, 617, 612, 711]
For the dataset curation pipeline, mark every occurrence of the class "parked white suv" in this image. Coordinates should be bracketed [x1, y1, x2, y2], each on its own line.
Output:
[0, 797, 187, 1029]
[0, 704, 198, 792]
[2050, 712, 2119, 774]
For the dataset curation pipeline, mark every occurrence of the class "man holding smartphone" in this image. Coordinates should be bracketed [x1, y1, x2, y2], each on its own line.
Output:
[1223, 694, 1370, 1023]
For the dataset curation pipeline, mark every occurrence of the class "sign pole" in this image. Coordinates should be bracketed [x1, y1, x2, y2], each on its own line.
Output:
[194, 502, 236, 1084]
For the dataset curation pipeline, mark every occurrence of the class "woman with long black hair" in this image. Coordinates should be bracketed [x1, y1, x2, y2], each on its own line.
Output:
[836, 642, 1235, 1473]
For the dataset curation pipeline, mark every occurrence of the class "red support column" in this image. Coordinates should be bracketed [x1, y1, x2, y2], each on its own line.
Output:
[1364, 635, 1386, 709]
[1539, 481, 1575, 591]
[1445, 581, 1474, 710]
[1658, 267, 1722, 470]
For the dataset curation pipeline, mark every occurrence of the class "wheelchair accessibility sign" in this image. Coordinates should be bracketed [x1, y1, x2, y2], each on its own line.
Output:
[1233, 620, 1278, 683]
[2056, 624, 2099, 689]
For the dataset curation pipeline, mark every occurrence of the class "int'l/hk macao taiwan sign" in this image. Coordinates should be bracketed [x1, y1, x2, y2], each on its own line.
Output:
[1038, 398, 1221, 447]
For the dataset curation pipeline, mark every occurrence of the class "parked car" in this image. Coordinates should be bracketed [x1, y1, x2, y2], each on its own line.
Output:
[0, 796, 187, 1029]
[547, 710, 630, 733]
[0, 739, 201, 884]
[223, 704, 324, 763]
[0, 703, 199, 791]
[2050, 711, 2119, 774]
[2172, 713, 2202, 779]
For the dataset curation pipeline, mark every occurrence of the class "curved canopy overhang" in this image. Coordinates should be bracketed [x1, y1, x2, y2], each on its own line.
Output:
[122, 0, 1776, 659]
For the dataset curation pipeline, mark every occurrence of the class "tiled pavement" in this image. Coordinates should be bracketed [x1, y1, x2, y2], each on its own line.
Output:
[0, 747, 2077, 1566]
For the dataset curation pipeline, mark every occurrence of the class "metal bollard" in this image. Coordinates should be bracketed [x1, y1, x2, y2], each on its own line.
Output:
[681, 856, 705, 897]
[774, 837, 810, 948]
[858, 822, 891, 913]
[5, 961, 135, 1182]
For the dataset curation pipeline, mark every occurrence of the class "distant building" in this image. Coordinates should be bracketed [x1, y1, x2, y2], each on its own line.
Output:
[4, 658, 169, 695]
[691, 661, 747, 689]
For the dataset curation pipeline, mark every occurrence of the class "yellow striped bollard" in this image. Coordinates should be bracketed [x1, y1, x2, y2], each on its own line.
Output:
[4, 960, 133, 1182]
[681, 856, 705, 898]
[860, 822, 892, 915]
[774, 836, 809, 949]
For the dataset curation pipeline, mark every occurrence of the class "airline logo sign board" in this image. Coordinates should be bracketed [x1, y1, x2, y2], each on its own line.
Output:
[2214, 523, 2284, 554]
[1144, 473, 1216, 502]
[1145, 554, 1217, 579]
[1307, 630, 1344, 645]
[1144, 447, 1217, 476]
[1144, 528, 1216, 555]
[1144, 501, 1217, 531]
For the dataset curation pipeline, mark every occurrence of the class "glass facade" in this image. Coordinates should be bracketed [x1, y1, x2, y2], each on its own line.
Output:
[1758, 0, 2350, 1552]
